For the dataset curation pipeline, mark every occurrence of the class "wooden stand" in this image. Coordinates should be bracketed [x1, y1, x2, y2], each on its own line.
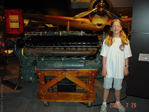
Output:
[36, 69, 98, 106]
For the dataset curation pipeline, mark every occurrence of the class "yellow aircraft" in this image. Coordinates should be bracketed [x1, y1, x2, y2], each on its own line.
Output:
[24, 0, 132, 32]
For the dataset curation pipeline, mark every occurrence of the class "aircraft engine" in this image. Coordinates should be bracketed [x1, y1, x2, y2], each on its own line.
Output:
[4, 31, 106, 82]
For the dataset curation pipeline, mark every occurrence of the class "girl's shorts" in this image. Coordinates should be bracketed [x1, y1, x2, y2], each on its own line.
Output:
[103, 77, 123, 90]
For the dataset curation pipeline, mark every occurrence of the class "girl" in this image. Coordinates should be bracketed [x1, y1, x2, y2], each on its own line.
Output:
[100, 19, 132, 112]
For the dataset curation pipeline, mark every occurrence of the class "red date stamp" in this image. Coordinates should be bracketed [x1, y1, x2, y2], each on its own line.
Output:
[126, 103, 137, 108]
[110, 103, 137, 108]
[110, 103, 119, 108]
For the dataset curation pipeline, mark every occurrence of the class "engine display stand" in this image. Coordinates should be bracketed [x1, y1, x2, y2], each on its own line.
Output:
[36, 69, 98, 106]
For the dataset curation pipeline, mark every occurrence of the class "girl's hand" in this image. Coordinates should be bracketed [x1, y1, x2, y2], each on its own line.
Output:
[124, 67, 129, 76]
[102, 67, 107, 77]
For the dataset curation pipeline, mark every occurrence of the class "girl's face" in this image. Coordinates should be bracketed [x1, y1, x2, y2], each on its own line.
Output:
[110, 21, 122, 35]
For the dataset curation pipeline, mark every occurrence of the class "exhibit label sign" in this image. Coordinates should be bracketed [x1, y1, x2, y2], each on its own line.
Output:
[4, 9, 23, 34]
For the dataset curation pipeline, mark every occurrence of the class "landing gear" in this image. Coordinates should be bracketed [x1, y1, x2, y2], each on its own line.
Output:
[44, 101, 49, 106]
[87, 102, 92, 107]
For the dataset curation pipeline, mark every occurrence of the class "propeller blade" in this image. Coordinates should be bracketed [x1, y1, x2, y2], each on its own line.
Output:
[106, 11, 113, 19]
[104, 9, 125, 26]
[74, 8, 97, 18]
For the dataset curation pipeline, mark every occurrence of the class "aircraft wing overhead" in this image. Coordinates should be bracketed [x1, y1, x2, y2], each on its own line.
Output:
[24, 14, 91, 23]
[44, 15, 104, 32]
[107, 18, 132, 24]
[24, 14, 104, 32]
[120, 18, 132, 22]
[44, 15, 132, 26]
[45, 15, 91, 23]
[23, 14, 132, 32]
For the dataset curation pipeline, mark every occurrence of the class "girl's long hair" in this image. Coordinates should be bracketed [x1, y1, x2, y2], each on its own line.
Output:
[105, 19, 129, 46]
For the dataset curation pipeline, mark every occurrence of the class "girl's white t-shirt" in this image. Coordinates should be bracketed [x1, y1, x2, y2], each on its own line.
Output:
[100, 38, 132, 79]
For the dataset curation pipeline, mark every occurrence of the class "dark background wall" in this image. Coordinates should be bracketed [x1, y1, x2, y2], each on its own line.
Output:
[126, 0, 149, 99]
[110, 0, 133, 7]
[4, 0, 70, 16]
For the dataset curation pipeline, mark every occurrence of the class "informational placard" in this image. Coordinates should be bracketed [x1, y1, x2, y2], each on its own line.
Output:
[9, 15, 19, 28]
[138, 53, 149, 62]
[4, 9, 23, 34]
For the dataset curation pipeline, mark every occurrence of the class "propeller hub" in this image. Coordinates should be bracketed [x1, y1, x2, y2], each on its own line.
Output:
[97, 2, 106, 13]
[98, 2, 106, 7]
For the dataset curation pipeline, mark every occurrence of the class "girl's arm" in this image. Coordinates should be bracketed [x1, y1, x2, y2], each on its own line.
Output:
[102, 56, 107, 77]
[124, 58, 129, 76]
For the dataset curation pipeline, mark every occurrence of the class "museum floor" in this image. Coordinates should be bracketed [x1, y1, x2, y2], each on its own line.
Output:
[0, 58, 149, 112]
